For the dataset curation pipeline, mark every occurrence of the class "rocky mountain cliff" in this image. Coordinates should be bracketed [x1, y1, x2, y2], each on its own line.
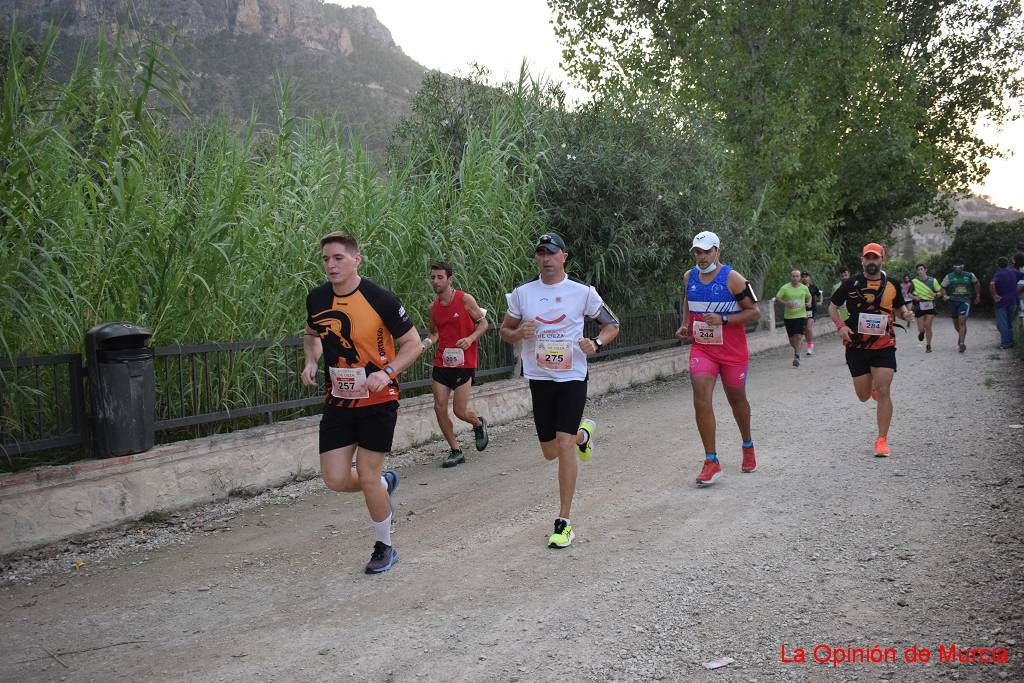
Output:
[892, 195, 1024, 259]
[2, 0, 428, 148]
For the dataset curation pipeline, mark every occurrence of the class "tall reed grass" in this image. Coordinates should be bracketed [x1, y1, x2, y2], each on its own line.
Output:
[0, 29, 542, 359]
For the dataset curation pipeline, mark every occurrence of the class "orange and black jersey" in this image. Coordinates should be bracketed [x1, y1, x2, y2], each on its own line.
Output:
[830, 274, 906, 350]
[306, 278, 414, 408]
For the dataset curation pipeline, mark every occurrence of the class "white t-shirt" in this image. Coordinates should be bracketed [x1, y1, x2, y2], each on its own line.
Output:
[1018, 276, 1024, 318]
[507, 276, 605, 381]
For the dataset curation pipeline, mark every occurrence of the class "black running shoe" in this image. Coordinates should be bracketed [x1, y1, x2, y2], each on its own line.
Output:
[365, 541, 399, 574]
[442, 449, 465, 468]
[918, 331, 925, 342]
[474, 417, 489, 451]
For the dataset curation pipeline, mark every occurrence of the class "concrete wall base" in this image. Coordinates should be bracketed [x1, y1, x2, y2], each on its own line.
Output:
[0, 324, 831, 556]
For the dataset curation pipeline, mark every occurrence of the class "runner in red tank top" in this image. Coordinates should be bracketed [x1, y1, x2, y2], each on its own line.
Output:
[424, 261, 491, 467]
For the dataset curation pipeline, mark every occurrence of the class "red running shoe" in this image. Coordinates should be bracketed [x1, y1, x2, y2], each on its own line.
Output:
[696, 459, 722, 486]
[874, 436, 890, 457]
[741, 445, 757, 473]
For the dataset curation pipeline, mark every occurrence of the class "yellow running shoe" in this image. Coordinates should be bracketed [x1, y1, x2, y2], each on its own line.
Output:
[577, 419, 595, 462]
[548, 519, 575, 548]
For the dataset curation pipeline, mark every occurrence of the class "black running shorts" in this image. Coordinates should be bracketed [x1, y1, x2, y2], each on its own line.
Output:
[845, 347, 897, 378]
[784, 317, 807, 337]
[432, 366, 475, 390]
[319, 401, 399, 454]
[528, 379, 588, 442]
[912, 302, 937, 317]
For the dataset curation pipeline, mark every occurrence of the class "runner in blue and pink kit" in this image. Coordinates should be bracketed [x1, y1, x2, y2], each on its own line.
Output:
[675, 231, 762, 486]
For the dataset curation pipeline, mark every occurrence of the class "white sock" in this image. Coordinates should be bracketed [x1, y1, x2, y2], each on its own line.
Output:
[380, 474, 388, 490]
[578, 429, 589, 446]
[374, 514, 392, 546]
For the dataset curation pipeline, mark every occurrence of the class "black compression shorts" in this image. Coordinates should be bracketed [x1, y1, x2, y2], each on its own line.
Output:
[528, 379, 588, 442]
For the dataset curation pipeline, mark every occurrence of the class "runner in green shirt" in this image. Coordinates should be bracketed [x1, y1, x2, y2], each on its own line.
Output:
[940, 259, 981, 353]
[776, 270, 811, 367]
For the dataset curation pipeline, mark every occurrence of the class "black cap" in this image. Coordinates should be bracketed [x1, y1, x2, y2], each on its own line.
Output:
[535, 232, 567, 253]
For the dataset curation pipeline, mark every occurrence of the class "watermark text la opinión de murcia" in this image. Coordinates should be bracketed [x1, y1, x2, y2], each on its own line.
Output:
[780, 643, 1010, 667]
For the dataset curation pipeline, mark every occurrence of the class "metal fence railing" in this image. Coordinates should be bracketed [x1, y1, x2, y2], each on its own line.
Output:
[1, 310, 680, 469]
[0, 353, 86, 457]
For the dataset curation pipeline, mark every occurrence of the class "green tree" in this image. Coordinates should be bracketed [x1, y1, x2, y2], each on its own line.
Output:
[387, 66, 737, 306]
[550, 0, 1024, 284]
[538, 101, 735, 305]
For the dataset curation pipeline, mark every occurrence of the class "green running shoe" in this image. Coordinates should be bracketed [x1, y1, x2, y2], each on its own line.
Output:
[473, 417, 489, 451]
[548, 518, 575, 548]
[577, 419, 595, 462]
[441, 449, 465, 468]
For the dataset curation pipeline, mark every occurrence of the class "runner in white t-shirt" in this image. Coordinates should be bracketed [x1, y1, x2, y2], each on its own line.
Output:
[499, 232, 620, 549]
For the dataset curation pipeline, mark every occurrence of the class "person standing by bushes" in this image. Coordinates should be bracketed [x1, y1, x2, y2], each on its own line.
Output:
[990, 256, 1019, 349]
[1015, 252, 1024, 338]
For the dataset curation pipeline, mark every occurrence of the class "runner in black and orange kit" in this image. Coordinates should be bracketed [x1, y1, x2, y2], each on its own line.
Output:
[301, 231, 423, 574]
[829, 242, 914, 458]
[423, 261, 490, 468]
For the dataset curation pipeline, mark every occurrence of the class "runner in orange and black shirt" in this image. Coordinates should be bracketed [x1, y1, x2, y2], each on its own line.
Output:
[829, 242, 914, 458]
[300, 231, 422, 575]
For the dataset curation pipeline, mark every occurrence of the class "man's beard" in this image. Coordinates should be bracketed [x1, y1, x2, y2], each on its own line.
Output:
[865, 264, 880, 276]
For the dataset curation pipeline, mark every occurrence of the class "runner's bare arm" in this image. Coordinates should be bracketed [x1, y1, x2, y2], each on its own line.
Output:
[675, 271, 692, 341]
[702, 270, 760, 327]
[424, 314, 439, 349]
[973, 276, 981, 304]
[589, 308, 621, 352]
[829, 302, 852, 342]
[365, 326, 424, 393]
[301, 325, 322, 386]
[458, 293, 489, 349]
[500, 314, 534, 342]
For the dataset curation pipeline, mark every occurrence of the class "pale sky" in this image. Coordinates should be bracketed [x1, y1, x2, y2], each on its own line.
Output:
[345, 1, 1023, 210]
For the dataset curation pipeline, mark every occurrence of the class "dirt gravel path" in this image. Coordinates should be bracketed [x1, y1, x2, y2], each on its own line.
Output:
[2, 321, 1022, 682]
